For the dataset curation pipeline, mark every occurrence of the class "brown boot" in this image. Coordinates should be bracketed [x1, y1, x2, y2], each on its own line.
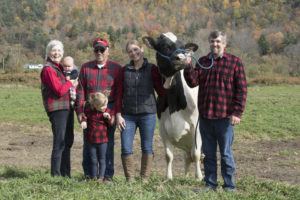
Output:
[121, 155, 135, 182]
[140, 153, 153, 181]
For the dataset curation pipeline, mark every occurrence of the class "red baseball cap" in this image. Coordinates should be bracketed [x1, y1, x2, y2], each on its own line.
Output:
[93, 37, 109, 49]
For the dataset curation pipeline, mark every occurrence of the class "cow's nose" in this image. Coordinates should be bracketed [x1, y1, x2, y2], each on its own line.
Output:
[174, 53, 185, 60]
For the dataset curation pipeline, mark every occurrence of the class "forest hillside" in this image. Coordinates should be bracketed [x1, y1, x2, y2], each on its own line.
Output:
[0, 0, 299, 79]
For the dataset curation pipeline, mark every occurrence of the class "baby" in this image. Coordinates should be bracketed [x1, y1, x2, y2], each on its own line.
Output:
[62, 56, 78, 108]
[80, 92, 114, 181]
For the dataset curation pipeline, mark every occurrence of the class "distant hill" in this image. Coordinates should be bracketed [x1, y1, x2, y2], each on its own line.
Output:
[0, 0, 299, 77]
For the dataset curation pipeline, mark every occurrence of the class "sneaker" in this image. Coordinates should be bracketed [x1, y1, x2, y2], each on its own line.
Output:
[103, 177, 113, 185]
[223, 187, 236, 193]
[193, 186, 216, 194]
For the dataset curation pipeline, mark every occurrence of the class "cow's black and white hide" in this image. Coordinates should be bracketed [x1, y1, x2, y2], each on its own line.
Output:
[143, 32, 203, 180]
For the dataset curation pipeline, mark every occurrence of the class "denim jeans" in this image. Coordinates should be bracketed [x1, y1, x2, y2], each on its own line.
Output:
[121, 113, 156, 156]
[82, 103, 116, 178]
[200, 118, 236, 190]
[48, 109, 74, 177]
[87, 142, 107, 179]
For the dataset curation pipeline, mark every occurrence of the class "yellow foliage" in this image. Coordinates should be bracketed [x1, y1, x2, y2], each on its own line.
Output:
[177, 24, 185, 36]
[223, 0, 230, 9]
[182, 5, 188, 17]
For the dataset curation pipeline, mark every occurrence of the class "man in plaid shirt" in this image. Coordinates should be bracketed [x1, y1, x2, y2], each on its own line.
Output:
[76, 36, 122, 182]
[184, 30, 247, 192]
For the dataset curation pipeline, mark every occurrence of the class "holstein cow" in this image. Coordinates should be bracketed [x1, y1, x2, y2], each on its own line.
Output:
[143, 32, 203, 180]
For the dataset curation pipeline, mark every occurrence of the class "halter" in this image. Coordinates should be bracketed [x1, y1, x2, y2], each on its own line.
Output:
[156, 49, 214, 70]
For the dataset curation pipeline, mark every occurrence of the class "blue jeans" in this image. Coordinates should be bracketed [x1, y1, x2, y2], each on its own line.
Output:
[121, 113, 156, 156]
[200, 118, 236, 190]
[87, 142, 107, 179]
[82, 103, 116, 178]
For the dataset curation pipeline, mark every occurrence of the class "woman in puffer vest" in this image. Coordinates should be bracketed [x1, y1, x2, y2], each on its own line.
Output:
[115, 40, 166, 182]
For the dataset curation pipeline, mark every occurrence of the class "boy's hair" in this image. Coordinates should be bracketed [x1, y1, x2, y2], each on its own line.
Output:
[88, 92, 108, 110]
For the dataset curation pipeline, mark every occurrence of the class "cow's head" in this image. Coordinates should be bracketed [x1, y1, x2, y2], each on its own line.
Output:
[142, 32, 198, 78]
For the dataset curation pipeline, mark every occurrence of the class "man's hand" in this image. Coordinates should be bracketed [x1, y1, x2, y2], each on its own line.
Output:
[81, 121, 87, 129]
[230, 115, 241, 126]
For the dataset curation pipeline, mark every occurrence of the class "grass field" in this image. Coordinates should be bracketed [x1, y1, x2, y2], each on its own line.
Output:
[1, 85, 300, 139]
[0, 85, 300, 199]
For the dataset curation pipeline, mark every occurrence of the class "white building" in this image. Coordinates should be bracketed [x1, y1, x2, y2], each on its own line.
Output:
[23, 64, 43, 69]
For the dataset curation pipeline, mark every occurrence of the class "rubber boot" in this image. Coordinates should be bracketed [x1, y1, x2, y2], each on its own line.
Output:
[121, 155, 135, 182]
[140, 153, 153, 181]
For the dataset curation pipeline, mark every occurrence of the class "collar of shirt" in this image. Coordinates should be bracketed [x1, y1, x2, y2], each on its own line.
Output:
[94, 60, 109, 69]
[127, 58, 148, 70]
[97, 64, 105, 69]
[209, 50, 227, 60]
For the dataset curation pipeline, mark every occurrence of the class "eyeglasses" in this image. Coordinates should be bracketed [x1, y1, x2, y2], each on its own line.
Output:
[94, 47, 106, 54]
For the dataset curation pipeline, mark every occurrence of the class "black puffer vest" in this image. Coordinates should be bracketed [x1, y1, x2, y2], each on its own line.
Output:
[122, 58, 157, 114]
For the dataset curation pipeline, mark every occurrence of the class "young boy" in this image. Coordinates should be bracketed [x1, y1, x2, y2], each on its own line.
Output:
[62, 56, 78, 107]
[80, 92, 115, 181]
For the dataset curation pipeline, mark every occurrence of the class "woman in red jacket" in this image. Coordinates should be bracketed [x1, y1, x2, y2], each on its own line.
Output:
[41, 40, 78, 177]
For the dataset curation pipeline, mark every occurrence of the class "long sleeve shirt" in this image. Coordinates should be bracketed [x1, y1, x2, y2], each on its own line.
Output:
[184, 51, 247, 119]
[76, 60, 122, 115]
[41, 60, 72, 97]
[82, 106, 113, 144]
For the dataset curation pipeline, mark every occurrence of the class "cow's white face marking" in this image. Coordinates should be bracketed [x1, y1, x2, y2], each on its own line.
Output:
[163, 32, 177, 43]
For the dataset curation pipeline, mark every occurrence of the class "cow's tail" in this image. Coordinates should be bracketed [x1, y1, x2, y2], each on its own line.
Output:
[194, 118, 200, 149]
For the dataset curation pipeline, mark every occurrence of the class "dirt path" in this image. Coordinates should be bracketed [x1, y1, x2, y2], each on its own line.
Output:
[0, 122, 299, 185]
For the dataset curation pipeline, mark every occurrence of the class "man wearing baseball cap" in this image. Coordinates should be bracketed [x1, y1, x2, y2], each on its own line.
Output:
[76, 36, 122, 183]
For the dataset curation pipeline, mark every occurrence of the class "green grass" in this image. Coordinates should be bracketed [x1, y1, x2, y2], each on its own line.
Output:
[1, 85, 300, 140]
[1, 85, 300, 199]
[235, 85, 300, 140]
[0, 87, 49, 124]
[0, 166, 299, 200]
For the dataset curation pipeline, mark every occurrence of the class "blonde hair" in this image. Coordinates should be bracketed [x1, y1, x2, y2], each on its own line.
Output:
[125, 40, 142, 52]
[88, 92, 108, 110]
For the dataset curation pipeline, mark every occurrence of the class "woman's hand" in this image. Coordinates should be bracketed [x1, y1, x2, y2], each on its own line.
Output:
[70, 78, 78, 88]
[116, 113, 126, 131]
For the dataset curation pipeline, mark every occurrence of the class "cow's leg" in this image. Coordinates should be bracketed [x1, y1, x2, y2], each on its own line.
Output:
[164, 140, 174, 179]
[193, 127, 203, 180]
[183, 151, 192, 177]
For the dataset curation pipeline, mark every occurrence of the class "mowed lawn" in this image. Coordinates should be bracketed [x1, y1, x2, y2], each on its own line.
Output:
[0, 85, 300, 199]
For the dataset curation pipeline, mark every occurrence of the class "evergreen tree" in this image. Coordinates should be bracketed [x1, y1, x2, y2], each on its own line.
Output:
[258, 34, 271, 55]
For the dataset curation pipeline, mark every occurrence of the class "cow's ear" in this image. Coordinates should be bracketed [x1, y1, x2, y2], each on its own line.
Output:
[184, 43, 198, 52]
[142, 36, 156, 49]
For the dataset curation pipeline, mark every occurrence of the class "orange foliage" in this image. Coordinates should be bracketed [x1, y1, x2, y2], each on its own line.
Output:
[284, 24, 292, 32]
[232, 0, 241, 7]
[266, 32, 284, 48]
[253, 29, 261, 40]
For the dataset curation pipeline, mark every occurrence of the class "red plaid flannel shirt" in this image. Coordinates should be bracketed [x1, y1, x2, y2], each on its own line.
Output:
[76, 60, 122, 115]
[184, 51, 247, 119]
[83, 105, 113, 144]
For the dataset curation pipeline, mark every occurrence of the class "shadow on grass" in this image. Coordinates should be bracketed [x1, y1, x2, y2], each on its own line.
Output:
[0, 166, 38, 179]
